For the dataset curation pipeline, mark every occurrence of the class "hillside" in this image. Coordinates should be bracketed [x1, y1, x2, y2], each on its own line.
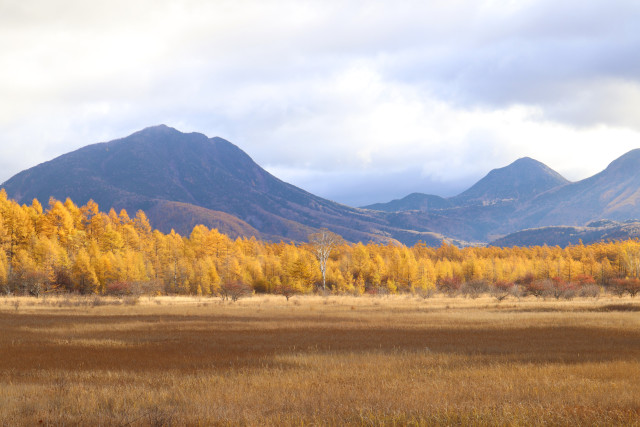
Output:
[510, 149, 640, 230]
[490, 220, 640, 247]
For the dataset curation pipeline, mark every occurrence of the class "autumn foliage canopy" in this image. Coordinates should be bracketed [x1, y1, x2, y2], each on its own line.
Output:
[1, 190, 640, 298]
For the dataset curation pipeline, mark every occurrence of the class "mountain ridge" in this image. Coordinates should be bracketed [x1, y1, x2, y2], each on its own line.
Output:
[3, 125, 640, 247]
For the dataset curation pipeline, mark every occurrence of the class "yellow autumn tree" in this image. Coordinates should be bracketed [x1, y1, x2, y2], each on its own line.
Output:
[71, 249, 100, 294]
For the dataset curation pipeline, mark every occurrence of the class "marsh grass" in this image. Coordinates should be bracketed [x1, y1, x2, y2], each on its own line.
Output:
[0, 295, 639, 425]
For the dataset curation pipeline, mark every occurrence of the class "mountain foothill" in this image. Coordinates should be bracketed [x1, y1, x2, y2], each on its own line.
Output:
[2, 125, 640, 247]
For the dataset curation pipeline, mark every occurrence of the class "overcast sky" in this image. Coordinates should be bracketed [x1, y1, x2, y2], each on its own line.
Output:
[2, 0, 640, 206]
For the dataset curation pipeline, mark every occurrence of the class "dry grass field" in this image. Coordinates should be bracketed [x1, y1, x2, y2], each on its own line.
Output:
[1, 294, 640, 426]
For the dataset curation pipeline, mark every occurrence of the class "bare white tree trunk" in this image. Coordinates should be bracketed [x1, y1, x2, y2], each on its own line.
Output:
[309, 228, 343, 292]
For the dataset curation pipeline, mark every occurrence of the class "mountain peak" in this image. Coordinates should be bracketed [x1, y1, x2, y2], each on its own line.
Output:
[452, 156, 569, 205]
[126, 125, 218, 143]
[135, 124, 179, 135]
[512, 156, 539, 166]
[137, 125, 235, 145]
[109, 125, 217, 152]
[148, 124, 173, 131]
[509, 156, 555, 170]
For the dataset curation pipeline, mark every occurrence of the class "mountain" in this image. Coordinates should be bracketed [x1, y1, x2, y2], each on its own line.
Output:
[450, 157, 570, 206]
[1, 125, 459, 245]
[362, 193, 451, 212]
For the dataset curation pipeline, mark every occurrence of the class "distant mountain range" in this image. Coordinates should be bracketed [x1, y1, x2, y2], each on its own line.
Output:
[2, 125, 640, 247]
[364, 151, 640, 245]
[363, 157, 568, 212]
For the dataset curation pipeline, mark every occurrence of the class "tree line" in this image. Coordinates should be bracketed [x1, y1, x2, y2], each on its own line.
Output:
[1, 190, 639, 299]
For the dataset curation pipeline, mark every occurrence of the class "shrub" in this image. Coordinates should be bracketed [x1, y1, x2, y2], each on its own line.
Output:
[365, 285, 389, 296]
[607, 279, 628, 297]
[491, 280, 514, 302]
[626, 278, 640, 297]
[123, 295, 140, 305]
[91, 295, 107, 307]
[550, 277, 578, 300]
[516, 273, 536, 289]
[219, 281, 252, 302]
[524, 279, 552, 298]
[579, 284, 601, 298]
[105, 281, 133, 296]
[609, 278, 640, 297]
[574, 274, 596, 287]
[414, 286, 436, 299]
[437, 276, 462, 297]
[510, 284, 524, 300]
[274, 282, 300, 301]
[461, 279, 489, 299]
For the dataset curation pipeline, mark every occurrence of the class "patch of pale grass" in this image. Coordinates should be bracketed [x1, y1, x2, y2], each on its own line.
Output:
[48, 338, 138, 348]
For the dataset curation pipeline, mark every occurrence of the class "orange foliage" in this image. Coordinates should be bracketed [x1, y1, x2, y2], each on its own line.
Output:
[0, 192, 639, 297]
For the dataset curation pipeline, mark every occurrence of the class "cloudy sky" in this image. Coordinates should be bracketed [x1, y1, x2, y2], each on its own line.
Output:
[2, 0, 640, 206]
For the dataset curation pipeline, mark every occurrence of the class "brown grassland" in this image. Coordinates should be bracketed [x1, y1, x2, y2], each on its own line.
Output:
[1, 294, 640, 426]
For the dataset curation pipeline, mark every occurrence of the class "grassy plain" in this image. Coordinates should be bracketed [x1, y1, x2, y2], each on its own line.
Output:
[1, 294, 640, 425]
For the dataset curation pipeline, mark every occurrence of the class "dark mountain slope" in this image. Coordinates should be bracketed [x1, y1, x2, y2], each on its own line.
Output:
[490, 220, 640, 247]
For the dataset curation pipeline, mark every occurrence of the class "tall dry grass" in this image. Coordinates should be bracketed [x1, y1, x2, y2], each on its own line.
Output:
[1, 294, 639, 425]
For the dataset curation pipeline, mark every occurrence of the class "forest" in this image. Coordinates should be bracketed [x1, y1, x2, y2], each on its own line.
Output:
[1, 189, 639, 299]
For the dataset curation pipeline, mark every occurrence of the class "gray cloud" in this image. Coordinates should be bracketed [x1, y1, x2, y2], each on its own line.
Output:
[265, 166, 473, 207]
[379, 1, 640, 127]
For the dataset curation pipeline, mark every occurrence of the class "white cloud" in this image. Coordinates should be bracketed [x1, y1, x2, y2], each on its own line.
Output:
[1, 0, 640, 205]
